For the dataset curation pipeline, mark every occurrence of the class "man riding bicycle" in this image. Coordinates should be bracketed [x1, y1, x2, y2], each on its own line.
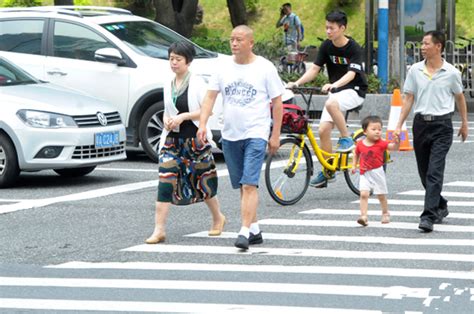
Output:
[287, 10, 368, 188]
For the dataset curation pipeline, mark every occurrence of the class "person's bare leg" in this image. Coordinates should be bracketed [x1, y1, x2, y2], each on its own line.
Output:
[378, 194, 390, 223]
[319, 121, 334, 153]
[146, 201, 170, 243]
[205, 196, 226, 234]
[240, 184, 259, 228]
[325, 98, 350, 138]
[357, 190, 370, 226]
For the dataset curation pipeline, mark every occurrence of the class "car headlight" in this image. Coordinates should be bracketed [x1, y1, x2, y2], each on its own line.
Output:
[17, 110, 77, 128]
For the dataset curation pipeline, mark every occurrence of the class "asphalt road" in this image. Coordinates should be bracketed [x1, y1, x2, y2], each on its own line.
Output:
[0, 116, 473, 313]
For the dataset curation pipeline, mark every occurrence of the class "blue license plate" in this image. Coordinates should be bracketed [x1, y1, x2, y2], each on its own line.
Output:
[95, 131, 119, 148]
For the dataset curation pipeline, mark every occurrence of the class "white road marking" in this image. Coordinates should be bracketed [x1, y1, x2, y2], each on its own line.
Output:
[47, 262, 474, 280]
[357, 199, 474, 207]
[399, 190, 474, 198]
[0, 298, 381, 313]
[185, 231, 474, 246]
[444, 181, 474, 187]
[259, 218, 474, 233]
[122, 244, 474, 262]
[0, 277, 432, 299]
[299, 208, 474, 219]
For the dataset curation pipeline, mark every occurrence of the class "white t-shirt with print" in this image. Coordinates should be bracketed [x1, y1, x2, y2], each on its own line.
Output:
[208, 56, 284, 141]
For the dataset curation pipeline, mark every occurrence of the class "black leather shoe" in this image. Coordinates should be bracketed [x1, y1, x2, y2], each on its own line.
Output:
[434, 207, 449, 224]
[234, 235, 249, 250]
[249, 232, 263, 245]
[419, 219, 433, 232]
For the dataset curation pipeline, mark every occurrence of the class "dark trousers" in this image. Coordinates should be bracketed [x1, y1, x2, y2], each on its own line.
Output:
[412, 116, 453, 222]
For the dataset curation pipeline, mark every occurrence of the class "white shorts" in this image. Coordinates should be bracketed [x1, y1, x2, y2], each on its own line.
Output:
[320, 89, 364, 123]
[359, 166, 388, 195]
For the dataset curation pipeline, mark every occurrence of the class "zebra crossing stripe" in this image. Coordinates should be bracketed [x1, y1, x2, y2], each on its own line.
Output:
[444, 181, 474, 187]
[399, 190, 474, 198]
[185, 231, 474, 246]
[47, 262, 474, 280]
[354, 199, 474, 207]
[122, 244, 474, 262]
[0, 298, 381, 313]
[299, 208, 474, 219]
[0, 277, 432, 299]
[259, 219, 474, 233]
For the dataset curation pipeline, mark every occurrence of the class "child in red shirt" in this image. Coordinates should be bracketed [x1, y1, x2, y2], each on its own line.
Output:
[352, 115, 400, 226]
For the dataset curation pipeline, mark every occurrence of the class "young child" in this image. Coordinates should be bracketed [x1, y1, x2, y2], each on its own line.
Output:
[352, 115, 400, 226]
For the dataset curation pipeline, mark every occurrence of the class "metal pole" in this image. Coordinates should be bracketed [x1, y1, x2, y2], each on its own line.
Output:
[399, 0, 405, 88]
[377, 0, 389, 93]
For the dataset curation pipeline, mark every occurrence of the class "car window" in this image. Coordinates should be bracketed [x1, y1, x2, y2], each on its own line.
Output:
[0, 58, 37, 86]
[53, 21, 114, 61]
[0, 20, 44, 55]
[101, 21, 216, 59]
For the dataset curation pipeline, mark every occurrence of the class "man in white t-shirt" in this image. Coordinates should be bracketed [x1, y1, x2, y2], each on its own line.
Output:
[198, 25, 284, 250]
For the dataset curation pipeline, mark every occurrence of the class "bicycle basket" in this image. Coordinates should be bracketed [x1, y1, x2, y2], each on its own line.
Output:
[281, 104, 308, 134]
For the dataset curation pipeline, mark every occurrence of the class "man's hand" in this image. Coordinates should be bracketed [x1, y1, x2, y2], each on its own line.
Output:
[196, 127, 207, 146]
[286, 82, 299, 89]
[268, 135, 280, 155]
[322, 83, 335, 93]
[458, 123, 469, 142]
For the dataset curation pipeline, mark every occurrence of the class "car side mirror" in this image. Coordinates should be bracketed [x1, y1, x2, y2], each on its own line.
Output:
[94, 48, 126, 66]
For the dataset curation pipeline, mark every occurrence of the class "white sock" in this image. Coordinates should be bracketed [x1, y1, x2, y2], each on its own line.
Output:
[238, 226, 250, 238]
[249, 223, 260, 235]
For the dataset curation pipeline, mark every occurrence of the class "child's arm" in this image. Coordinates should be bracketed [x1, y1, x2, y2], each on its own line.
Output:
[352, 152, 360, 174]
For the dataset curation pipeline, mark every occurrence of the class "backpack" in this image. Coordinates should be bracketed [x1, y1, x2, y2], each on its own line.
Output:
[281, 104, 308, 134]
[299, 22, 305, 41]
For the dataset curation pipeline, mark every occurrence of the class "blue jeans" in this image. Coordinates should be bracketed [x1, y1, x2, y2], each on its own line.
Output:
[222, 138, 267, 189]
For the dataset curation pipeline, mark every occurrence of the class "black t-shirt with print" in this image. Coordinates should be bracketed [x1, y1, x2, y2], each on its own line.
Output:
[314, 37, 368, 98]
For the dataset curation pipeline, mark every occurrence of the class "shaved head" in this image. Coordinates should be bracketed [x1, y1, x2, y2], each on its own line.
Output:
[232, 25, 254, 40]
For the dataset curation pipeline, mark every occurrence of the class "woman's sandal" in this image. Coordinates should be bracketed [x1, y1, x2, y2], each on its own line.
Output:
[381, 213, 390, 224]
[145, 232, 166, 244]
[357, 215, 368, 226]
[208, 215, 226, 236]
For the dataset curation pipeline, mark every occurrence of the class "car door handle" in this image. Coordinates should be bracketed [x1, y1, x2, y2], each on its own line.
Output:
[47, 70, 67, 76]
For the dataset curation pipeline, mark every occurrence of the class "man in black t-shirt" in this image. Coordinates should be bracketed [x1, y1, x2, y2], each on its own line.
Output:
[288, 10, 368, 188]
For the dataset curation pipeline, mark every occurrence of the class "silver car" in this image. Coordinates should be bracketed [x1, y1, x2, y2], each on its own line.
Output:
[0, 57, 126, 188]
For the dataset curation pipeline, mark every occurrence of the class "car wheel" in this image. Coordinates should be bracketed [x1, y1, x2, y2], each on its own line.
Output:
[54, 166, 96, 177]
[0, 133, 20, 188]
[139, 102, 164, 163]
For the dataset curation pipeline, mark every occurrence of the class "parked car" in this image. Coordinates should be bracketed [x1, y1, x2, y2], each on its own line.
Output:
[0, 56, 126, 188]
[0, 6, 225, 162]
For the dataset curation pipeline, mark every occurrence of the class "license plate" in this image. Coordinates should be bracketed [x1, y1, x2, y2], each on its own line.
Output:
[95, 131, 119, 148]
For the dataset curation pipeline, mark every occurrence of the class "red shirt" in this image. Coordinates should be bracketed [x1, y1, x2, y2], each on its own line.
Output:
[355, 139, 388, 174]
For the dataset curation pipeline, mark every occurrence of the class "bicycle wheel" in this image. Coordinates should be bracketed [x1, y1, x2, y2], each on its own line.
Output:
[265, 137, 312, 205]
[344, 151, 361, 196]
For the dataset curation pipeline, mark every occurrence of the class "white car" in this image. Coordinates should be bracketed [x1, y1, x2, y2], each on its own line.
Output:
[0, 6, 225, 162]
[0, 57, 126, 188]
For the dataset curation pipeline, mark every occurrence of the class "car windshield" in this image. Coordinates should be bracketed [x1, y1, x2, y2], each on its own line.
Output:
[101, 20, 217, 59]
[0, 58, 37, 87]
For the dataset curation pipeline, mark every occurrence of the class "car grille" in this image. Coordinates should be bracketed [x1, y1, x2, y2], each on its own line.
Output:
[72, 111, 122, 127]
[72, 142, 125, 159]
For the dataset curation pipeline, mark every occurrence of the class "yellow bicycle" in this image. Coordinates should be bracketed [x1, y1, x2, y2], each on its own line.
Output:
[265, 86, 380, 205]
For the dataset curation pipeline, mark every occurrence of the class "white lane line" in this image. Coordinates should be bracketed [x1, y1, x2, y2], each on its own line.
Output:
[299, 208, 474, 219]
[47, 261, 474, 280]
[0, 277, 431, 299]
[185, 231, 474, 247]
[0, 180, 157, 214]
[445, 181, 474, 187]
[356, 199, 474, 207]
[0, 169, 231, 214]
[0, 299, 380, 313]
[399, 190, 474, 198]
[259, 218, 474, 233]
[122, 244, 474, 262]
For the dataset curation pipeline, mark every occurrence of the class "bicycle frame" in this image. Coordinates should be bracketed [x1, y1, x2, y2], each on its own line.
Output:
[287, 126, 353, 175]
